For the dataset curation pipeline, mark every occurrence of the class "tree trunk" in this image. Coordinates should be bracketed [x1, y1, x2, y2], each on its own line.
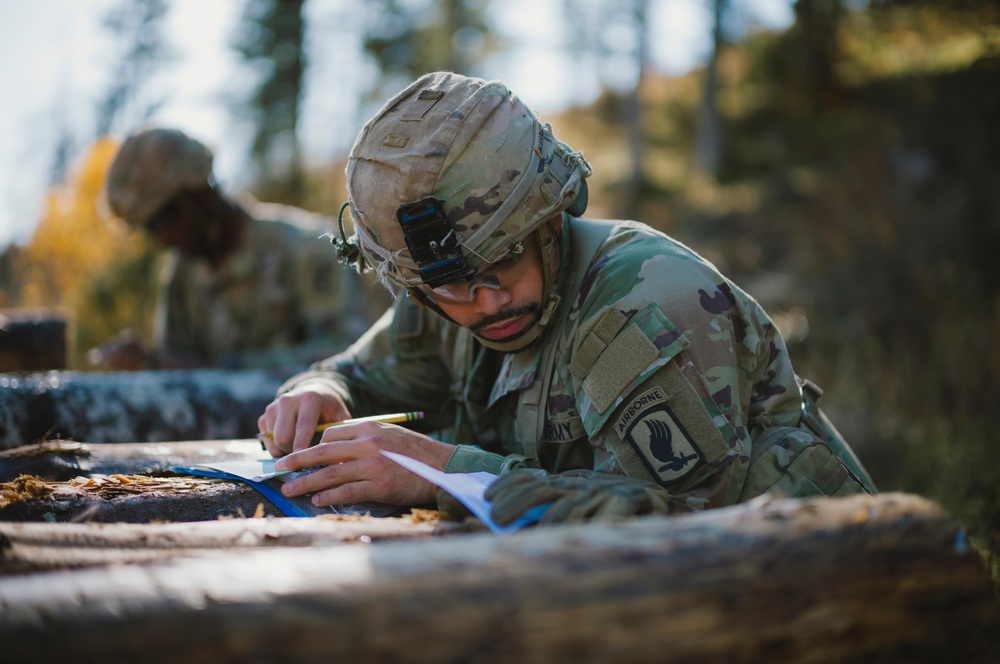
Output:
[0, 473, 286, 523]
[693, 0, 726, 177]
[622, 0, 649, 221]
[1, 492, 997, 662]
[0, 439, 405, 523]
[0, 440, 277, 523]
[0, 512, 459, 575]
[0, 438, 267, 482]
[0, 308, 68, 371]
[0, 369, 281, 448]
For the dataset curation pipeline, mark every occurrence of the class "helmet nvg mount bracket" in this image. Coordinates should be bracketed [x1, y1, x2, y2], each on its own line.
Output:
[396, 197, 467, 288]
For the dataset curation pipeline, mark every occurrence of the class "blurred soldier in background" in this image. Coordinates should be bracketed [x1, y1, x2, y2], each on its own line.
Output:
[92, 127, 378, 371]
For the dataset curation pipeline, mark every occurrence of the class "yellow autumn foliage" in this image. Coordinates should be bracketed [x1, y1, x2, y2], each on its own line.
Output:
[20, 136, 139, 308]
[17, 137, 159, 366]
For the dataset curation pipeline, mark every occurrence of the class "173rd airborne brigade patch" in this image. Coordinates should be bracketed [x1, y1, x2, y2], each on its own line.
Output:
[616, 387, 704, 485]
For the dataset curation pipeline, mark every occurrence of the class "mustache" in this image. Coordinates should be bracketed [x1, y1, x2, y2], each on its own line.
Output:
[469, 302, 541, 334]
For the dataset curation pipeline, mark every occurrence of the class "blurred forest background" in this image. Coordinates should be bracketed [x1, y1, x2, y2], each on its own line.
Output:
[0, 0, 998, 568]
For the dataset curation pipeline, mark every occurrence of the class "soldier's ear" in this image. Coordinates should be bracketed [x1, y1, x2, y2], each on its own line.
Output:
[547, 214, 565, 233]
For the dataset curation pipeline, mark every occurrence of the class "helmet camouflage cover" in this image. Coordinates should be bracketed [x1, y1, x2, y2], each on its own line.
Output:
[346, 71, 591, 293]
[106, 128, 214, 227]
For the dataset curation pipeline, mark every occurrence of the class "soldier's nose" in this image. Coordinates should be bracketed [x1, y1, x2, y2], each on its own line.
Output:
[471, 283, 512, 314]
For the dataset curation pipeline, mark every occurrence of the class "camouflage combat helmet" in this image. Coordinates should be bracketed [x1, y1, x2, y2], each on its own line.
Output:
[106, 128, 214, 227]
[344, 71, 592, 351]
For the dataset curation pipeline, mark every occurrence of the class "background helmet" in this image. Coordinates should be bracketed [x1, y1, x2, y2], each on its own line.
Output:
[345, 71, 591, 295]
[106, 128, 214, 227]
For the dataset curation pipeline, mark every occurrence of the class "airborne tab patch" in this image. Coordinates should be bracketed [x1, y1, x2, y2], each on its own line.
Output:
[622, 405, 704, 486]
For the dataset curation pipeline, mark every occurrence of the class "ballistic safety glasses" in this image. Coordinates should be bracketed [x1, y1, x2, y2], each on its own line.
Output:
[414, 236, 539, 305]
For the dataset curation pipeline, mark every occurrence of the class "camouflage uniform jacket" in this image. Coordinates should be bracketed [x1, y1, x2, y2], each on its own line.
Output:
[280, 217, 875, 509]
[155, 201, 368, 371]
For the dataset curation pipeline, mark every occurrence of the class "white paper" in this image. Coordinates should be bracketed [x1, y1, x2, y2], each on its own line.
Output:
[190, 451, 549, 533]
[189, 458, 304, 483]
[380, 451, 546, 536]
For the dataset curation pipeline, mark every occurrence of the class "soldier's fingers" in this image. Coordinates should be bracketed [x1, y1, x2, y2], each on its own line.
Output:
[310, 480, 378, 507]
[483, 469, 547, 501]
[289, 398, 324, 453]
[275, 440, 355, 476]
[257, 415, 283, 458]
[278, 461, 376, 505]
[267, 398, 295, 455]
[590, 494, 640, 520]
[541, 492, 595, 523]
[279, 462, 352, 498]
[489, 484, 566, 526]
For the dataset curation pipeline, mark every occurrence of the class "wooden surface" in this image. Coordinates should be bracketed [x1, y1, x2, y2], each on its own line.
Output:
[1, 492, 998, 663]
[0, 439, 287, 523]
[0, 511, 460, 575]
[0, 438, 267, 482]
[0, 369, 281, 447]
[0, 473, 290, 523]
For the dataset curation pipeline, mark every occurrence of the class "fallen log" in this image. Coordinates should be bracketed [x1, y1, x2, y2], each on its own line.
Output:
[0, 438, 266, 482]
[0, 511, 459, 575]
[0, 369, 282, 448]
[0, 473, 285, 523]
[0, 307, 69, 371]
[0, 440, 406, 523]
[1, 493, 997, 663]
[0, 439, 281, 523]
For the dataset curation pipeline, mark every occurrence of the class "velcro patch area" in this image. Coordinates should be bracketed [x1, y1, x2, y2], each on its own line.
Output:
[570, 308, 628, 378]
[582, 324, 657, 414]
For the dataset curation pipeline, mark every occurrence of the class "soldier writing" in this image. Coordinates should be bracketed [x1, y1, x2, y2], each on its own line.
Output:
[96, 127, 377, 371]
[258, 72, 876, 525]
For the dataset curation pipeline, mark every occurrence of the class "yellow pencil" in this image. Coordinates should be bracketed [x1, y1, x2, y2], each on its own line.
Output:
[259, 411, 424, 440]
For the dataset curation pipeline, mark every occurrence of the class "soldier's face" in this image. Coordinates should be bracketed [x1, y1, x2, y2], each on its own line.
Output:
[432, 245, 545, 344]
[146, 194, 202, 254]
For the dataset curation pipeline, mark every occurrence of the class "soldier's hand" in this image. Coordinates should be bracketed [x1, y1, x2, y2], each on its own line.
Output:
[272, 419, 456, 508]
[435, 487, 488, 531]
[258, 381, 352, 456]
[486, 468, 677, 526]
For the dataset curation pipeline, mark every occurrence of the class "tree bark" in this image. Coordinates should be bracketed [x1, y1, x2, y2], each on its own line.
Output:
[0, 439, 406, 523]
[0, 512, 458, 575]
[0, 369, 281, 449]
[1, 492, 997, 663]
[0, 438, 267, 482]
[0, 473, 287, 523]
[0, 439, 280, 523]
[694, 0, 727, 178]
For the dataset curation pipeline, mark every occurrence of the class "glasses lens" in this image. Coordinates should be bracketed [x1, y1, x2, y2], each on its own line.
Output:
[420, 238, 537, 303]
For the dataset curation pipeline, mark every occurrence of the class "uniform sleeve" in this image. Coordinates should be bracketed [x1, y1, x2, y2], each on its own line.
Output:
[567, 229, 802, 510]
[278, 296, 456, 428]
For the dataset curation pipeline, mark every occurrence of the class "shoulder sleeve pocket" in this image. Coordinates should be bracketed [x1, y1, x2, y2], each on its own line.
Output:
[573, 304, 742, 500]
[573, 303, 690, 433]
